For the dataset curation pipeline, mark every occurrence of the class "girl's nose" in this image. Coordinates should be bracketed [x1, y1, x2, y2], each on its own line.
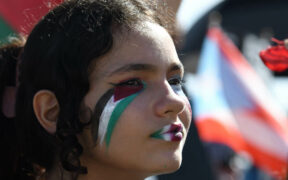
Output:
[153, 81, 185, 118]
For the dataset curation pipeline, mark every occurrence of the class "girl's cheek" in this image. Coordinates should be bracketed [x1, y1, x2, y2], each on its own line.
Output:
[184, 97, 192, 117]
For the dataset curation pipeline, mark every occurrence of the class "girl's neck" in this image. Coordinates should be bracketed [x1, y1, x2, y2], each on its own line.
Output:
[78, 155, 147, 180]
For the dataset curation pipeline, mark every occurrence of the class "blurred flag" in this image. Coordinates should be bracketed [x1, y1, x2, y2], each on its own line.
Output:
[0, 0, 62, 44]
[192, 27, 288, 179]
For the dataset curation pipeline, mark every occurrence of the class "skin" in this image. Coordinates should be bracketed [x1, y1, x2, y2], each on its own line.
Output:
[78, 21, 192, 180]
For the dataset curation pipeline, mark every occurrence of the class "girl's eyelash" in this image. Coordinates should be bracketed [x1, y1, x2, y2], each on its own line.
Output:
[110, 78, 143, 86]
[110, 77, 184, 87]
[168, 78, 185, 86]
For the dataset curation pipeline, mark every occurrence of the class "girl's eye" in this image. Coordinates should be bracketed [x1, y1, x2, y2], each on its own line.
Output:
[168, 77, 184, 86]
[117, 78, 143, 87]
[169, 77, 185, 93]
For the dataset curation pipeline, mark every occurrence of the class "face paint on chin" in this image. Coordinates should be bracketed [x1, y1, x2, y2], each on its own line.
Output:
[92, 80, 145, 148]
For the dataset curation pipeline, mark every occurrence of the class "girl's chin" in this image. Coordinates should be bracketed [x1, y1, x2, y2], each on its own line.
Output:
[145, 157, 182, 176]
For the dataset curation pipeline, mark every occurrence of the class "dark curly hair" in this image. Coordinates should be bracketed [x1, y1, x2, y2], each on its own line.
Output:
[0, 39, 24, 180]
[0, 0, 174, 179]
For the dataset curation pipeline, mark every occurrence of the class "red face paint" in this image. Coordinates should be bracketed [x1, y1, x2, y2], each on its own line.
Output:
[259, 38, 288, 72]
[114, 78, 144, 101]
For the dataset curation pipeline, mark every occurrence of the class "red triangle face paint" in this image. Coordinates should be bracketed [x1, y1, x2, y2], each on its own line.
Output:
[113, 80, 144, 101]
[259, 38, 288, 72]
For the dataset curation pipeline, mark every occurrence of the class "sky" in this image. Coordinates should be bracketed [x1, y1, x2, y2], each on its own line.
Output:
[176, 0, 223, 33]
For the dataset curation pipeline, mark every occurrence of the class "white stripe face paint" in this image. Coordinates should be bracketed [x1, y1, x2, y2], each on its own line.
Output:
[98, 95, 120, 145]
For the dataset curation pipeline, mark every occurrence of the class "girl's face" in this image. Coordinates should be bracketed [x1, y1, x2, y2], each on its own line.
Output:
[80, 22, 192, 178]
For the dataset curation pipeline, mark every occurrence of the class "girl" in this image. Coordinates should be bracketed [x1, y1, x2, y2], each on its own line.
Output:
[1, 0, 191, 179]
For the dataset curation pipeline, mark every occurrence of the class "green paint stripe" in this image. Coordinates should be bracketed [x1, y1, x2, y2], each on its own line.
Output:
[105, 93, 139, 147]
[150, 129, 163, 139]
[0, 16, 16, 45]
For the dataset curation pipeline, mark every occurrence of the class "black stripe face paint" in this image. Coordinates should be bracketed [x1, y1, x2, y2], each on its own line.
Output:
[91, 89, 114, 144]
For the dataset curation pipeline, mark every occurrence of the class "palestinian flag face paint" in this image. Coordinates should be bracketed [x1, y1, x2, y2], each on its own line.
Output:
[150, 124, 184, 142]
[92, 78, 190, 146]
[93, 78, 145, 148]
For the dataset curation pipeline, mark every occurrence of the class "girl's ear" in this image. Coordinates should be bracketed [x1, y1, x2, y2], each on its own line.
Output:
[33, 90, 60, 134]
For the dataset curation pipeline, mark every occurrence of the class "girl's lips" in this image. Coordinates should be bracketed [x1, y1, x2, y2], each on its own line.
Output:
[167, 124, 183, 134]
[150, 123, 184, 142]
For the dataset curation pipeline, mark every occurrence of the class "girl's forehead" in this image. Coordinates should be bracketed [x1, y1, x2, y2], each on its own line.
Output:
[113, 22, 172, 49]
[89, 21, 181, 80]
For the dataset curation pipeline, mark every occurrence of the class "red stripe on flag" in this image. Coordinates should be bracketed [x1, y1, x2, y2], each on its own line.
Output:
[255, 104, 288, 143]
[197, 117, 246, 151]
[246, 142, 287, 180]
[197, 118, 288, 179]
[0, 0, 63, 34]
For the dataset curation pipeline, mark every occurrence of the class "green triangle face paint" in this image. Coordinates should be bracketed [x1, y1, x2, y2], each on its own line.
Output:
[104, 93, 140, 146]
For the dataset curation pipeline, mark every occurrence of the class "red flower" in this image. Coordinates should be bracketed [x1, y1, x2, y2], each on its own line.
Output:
[259, 38, 288, 72]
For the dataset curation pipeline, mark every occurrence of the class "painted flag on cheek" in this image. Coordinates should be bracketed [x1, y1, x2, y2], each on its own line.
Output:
[98, 81, 145, 148]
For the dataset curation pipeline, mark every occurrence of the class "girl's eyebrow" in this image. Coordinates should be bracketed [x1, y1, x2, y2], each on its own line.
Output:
[107, 63, 157, 77]
[107, 62, 184, 77]
[169, 63, 184, 73]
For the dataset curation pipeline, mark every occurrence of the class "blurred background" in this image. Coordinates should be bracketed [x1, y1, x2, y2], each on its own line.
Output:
[0, 0, 63, 43]
[161, 0, 288, 179]
[1, 0, 288, 179]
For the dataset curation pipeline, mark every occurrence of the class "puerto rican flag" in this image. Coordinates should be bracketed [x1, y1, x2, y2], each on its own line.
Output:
[0, 0, 62, 43]
[189, 27, 288, 179]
